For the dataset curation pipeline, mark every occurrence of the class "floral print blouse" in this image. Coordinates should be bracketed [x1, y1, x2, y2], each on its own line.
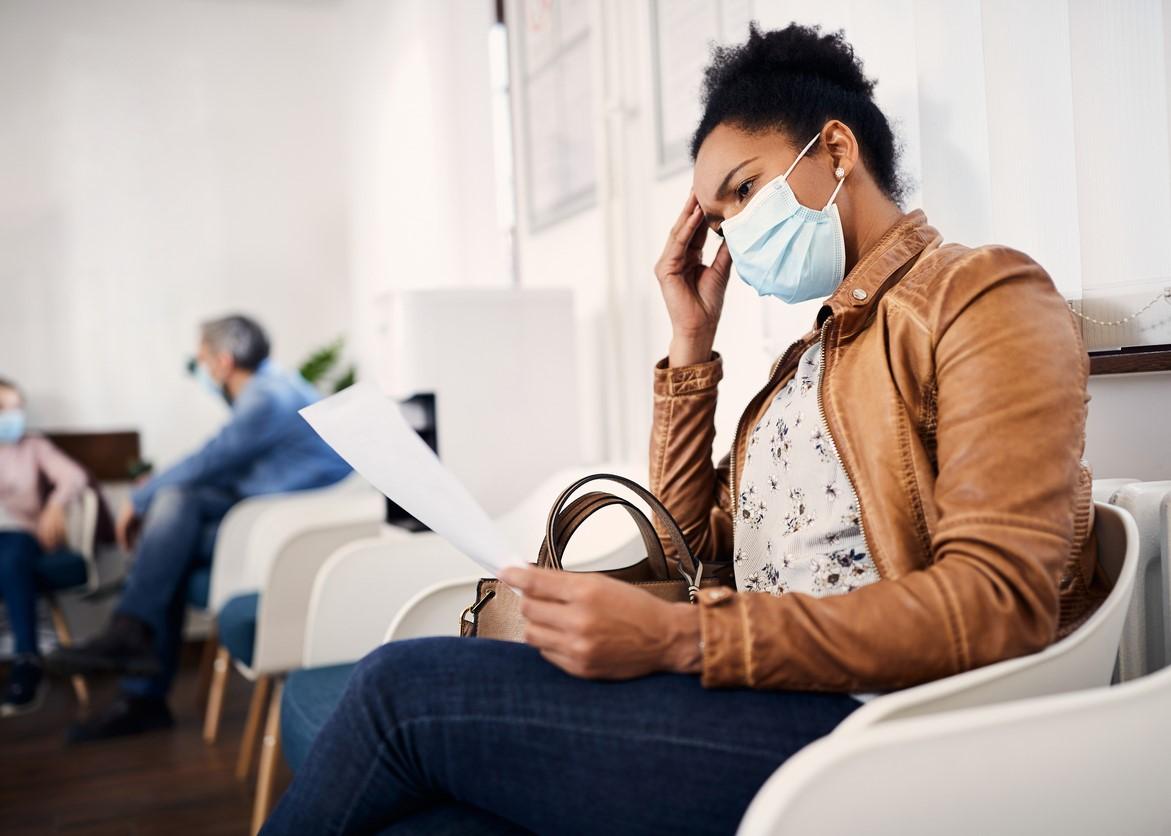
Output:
[733, 340, 879, 602]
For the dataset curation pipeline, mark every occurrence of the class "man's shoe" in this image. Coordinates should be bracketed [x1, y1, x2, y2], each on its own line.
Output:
[0, 655, 47, 718]
[45, 614, 162, 678]
[66, 694, 174, 743]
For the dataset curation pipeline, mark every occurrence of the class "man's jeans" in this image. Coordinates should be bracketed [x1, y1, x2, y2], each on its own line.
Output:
[118, 484, 238, 699]
[263, 638, 860, 836]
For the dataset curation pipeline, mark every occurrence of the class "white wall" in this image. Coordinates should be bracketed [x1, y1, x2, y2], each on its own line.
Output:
[342, 0, 510, 383]
[0, 0, 352, 469]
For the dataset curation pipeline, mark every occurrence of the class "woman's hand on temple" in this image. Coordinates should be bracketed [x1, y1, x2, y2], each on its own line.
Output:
[653, 192, 733, 367]
[499, 566, 702, 680]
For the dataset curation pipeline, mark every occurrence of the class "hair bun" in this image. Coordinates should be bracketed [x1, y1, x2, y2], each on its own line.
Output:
[727, 22, 875, 98]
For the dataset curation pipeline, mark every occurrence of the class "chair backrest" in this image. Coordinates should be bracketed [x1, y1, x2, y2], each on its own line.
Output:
[63, 486, 101, 594]
[301, 533, 478, 668]
[206, 473, 381, 614]
[384, 577, 481, 642]
[1109, 480, 1171, 680]
[737, 660, 1171, 836]
[835, 501, 1139, 734]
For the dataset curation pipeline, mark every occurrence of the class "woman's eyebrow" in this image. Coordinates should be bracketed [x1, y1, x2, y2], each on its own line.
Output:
[714, 156, 759, 200]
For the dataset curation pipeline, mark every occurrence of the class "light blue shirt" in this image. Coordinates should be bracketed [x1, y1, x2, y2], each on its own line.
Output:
[131, 361, 351, 514]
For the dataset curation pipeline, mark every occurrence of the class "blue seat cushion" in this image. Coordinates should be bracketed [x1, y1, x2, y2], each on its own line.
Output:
[217, 593, 259, 668]
[35, 549, 88, 591]
[281, 664, 356, 772]
[186, 567, 211, 609]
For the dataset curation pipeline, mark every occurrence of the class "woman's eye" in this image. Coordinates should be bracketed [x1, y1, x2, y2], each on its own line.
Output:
[736, 179, 755, 201]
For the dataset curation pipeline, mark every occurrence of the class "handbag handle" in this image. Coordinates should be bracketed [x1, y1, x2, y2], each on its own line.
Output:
[538, 492, 671, 579]
[542, 473, 699, 579]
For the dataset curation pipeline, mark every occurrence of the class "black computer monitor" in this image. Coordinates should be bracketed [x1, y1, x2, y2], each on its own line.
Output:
[385, 392, 437, 532]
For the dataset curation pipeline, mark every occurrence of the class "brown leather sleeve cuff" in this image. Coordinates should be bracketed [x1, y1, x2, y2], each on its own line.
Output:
[696, 586, 750, 687]
[653, 353, 723, 397]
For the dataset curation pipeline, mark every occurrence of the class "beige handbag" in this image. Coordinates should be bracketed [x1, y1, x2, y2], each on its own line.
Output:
[460, 473, 724, 642]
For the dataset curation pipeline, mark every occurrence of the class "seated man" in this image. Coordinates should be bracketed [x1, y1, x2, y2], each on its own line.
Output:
[48, 314, 351, 741]
[0, 377, 88, 716]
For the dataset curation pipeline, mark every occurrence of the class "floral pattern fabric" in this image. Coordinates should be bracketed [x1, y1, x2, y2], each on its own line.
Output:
[733, 341, 879, 601]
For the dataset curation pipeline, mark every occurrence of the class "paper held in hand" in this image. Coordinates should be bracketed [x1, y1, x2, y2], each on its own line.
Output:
[300, 382, 524, 577]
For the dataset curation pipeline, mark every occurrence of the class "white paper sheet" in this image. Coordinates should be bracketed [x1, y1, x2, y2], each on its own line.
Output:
[300, 382, 523, 576]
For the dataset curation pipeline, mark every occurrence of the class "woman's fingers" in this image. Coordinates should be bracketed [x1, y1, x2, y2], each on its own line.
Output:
[710, 240, 732, 283]
[518, 594, 576, 631]
[499, 565, 577, 603]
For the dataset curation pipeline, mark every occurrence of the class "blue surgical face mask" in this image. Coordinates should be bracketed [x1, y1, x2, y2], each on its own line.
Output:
[0, 409, 26, 444]
[719, 134, 848, 304]
[193, 363, 228, 402]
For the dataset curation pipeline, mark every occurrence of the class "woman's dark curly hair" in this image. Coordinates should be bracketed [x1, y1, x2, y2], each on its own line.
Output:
[690, 22, 905, 202]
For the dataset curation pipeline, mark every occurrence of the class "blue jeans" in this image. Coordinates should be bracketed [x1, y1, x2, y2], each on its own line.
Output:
[118, 484, 237, 699]
[0, 531, 42, 656]
[263, 638, 860, 836]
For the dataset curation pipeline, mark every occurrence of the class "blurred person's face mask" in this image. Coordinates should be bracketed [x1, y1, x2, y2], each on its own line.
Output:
[0, 409, 26, 444]
[187, 357, 231, 404]
[719, 134, 848, 304]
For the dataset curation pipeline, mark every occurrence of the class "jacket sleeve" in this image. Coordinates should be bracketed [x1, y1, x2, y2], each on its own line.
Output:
[131, 390, 283, 514]
[648, 354, 734, 568]
[696, 250, 1088, 691]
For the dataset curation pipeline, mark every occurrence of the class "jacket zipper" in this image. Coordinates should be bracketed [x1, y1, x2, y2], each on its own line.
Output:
[814, 316, 875, 574]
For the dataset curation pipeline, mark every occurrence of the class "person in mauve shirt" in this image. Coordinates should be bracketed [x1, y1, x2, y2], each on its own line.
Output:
[0, 377, 87, 717]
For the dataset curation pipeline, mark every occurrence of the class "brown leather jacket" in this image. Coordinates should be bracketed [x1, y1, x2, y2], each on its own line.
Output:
[649, 210, 1102, 692]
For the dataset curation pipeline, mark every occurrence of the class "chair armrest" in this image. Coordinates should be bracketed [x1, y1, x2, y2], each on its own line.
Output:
[302, 533, 481, 668]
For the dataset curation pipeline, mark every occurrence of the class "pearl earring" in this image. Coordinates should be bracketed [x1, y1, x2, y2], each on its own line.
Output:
[835, 166, 846, 179]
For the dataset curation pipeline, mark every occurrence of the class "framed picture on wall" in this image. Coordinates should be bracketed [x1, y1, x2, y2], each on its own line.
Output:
[517, 0, 597, 231]
[650, 0, 754, 177]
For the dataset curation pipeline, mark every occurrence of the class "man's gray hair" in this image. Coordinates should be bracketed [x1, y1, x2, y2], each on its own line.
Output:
[200, 315, 271, 371]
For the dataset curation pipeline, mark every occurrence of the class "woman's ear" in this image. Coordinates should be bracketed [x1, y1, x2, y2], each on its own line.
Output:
[820, 120, 859, 178]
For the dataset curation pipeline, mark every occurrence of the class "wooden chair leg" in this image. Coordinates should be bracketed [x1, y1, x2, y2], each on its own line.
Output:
[196, 626, 219, 710]
[236, 675, 272, 782]
[251, 678, 284, 836]
[202, 646, 231, 744]
[47, 600, 90, 711]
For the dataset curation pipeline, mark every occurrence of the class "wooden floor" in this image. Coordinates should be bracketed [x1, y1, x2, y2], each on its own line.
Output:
[0, 642, 289, 836]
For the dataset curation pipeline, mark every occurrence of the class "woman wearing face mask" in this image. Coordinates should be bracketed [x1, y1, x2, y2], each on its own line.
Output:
[264, 24, 1097, 835]
[0, 378, 87, 716]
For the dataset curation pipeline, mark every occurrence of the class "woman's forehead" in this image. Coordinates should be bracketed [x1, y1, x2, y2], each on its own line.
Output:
[692, 125, 796, 201]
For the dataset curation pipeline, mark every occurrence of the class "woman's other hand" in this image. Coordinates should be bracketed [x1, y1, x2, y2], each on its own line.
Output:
[36, 502, 68, 551]
[500, 566, 702, 680]
[653, 192, 733, 367]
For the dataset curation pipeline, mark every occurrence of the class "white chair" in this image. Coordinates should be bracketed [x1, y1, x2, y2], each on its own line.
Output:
[832, 501, 1138, 733]
[384, 577, 481, 642]
[736, 657, 1171, 836]
[738, 502, 1140, 834]
[42, 485, 103, 710]
[197, 476, 389, 836]
[1091, 476, 1139, 504]
[1104, 480, 1171, 680]
[300, 463, 647, 670]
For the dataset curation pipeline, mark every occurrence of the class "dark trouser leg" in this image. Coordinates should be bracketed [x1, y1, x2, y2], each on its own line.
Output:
[117, 485, 235, 699]
[0, 532, 44, 657]
[263, 638, 860, 836]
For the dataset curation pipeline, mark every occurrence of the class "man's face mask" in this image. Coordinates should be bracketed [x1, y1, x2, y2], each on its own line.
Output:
[0, 409, 26, 444]
[187, 357, 231, 404]
[719, 134, 849, 304]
